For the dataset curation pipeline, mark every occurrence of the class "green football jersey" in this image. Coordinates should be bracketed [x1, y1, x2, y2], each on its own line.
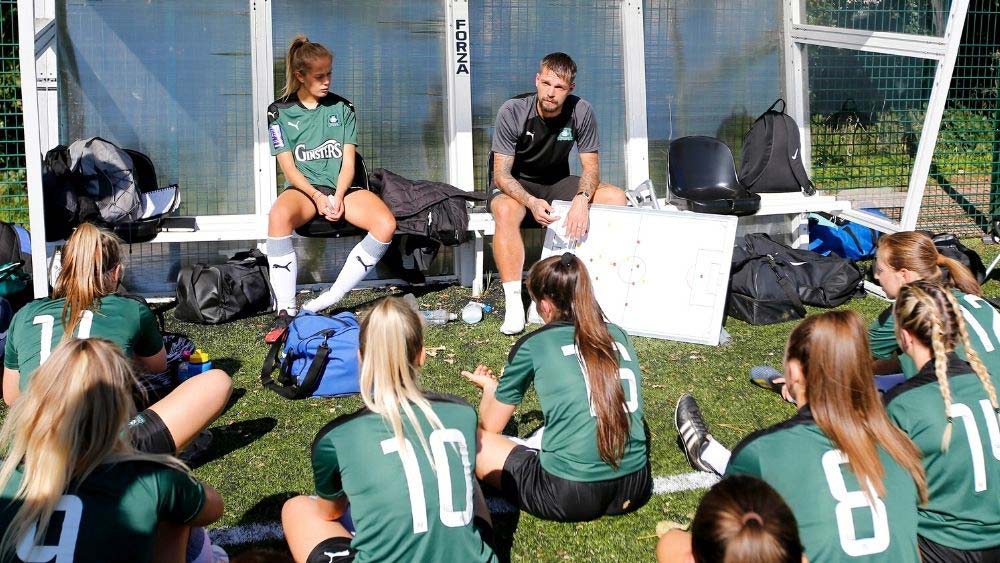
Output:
[726, 407, 920, 562]
[4, 296, 163, 389]
[311, 393, 496, 563]
[267, 92, 358, 188]
[870, 289, 1000, 378]
[495, 322, 648, 482]
[0, 460, 204, 563]
[884, 354, 1000, 550]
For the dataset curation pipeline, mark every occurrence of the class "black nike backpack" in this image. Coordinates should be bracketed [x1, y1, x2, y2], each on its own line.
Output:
[740, 99, 816, 195]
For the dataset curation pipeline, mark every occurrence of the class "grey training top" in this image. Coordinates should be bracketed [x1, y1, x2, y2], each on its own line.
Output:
[491, 93, 600, 184]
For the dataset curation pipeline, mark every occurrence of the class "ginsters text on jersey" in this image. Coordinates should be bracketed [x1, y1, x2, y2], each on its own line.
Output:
[295, 139, 343, 162]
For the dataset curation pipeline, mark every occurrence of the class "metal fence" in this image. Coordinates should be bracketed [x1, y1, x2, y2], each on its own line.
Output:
[0, 2, 996, 238]
[0, 0, 26, 225]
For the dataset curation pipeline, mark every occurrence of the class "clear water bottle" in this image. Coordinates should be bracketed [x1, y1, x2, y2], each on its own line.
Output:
[461, 301, 494, 324]
[421, 309, 457, 325]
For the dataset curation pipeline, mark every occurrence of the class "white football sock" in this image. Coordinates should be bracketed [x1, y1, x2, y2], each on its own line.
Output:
[267, 236, 297, 314]
[701, 437, 732, 476]
[304, 234, 390, 313]
[501, 280, 525, 335]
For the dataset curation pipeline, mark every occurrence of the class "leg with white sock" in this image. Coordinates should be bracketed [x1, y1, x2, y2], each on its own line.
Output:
[303, 190, 396, 313]
[267, 188, 319, 316]
[267, 236, 298, 314]
[491, 194, 528, 335]
[303, 233, 390, 312]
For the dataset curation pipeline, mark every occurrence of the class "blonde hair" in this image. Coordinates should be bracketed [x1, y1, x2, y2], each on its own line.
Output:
[786, 311, 927, 504]
[877, 231, 981, 296]
[53, 223, 124, 336]
[280, 35, 333, 99]
[0, 339, 182, 557]
[894, 281, 1000, 451]
[359, 298, 445, 467]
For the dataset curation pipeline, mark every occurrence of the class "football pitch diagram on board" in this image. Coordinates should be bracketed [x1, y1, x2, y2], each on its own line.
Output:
[539, 201, 738, 345]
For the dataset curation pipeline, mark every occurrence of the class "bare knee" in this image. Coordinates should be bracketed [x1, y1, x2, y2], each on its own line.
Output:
[281, 495, 314, 525]
[370, 213, 396, 243]
[196, 369, 233, 406]
[595, 184, 627, 205]
[491, 199, 525, 229]
[268, 204, 297, 235]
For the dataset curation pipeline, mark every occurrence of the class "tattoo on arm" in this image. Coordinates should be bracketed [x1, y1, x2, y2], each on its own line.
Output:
[494, 154, 533, 207]
[578, 153, 601, 201]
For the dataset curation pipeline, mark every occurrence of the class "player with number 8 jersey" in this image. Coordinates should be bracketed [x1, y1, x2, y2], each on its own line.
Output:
[723, 311, 927, 562]
[884, 281, 1000, 560]
[282, 298, 495, 563]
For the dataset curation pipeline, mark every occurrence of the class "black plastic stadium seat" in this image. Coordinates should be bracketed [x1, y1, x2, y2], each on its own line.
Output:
[667, 136, 761, 216]
[294, 151, 370, 238]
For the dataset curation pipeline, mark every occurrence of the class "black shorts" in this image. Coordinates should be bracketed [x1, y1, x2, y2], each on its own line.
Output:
[284, 184, 365, 216]
[487, 175, 581, 211]
[305, 517, 495, 563]
[128, 409, 175, 455]
[500, 445, 652, 522]
[919, 535, 1000, 563]
[307, 537, 356, 563]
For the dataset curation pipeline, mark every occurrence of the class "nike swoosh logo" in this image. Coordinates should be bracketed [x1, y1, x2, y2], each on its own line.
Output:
[791, 149, 799, 160]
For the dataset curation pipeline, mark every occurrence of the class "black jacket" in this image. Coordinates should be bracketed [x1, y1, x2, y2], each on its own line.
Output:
[369, 168, 484, 246]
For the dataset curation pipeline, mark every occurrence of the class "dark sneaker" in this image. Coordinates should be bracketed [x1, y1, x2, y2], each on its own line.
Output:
[674, 394, 714, 473]
[264, 310, 292, 344]
[749, 365, 795, 404]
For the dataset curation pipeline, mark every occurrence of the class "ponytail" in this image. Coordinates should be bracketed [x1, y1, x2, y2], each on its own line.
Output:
[527, 254, 630, 467]
[53, 223, 123, 336]
[359, 298, 445, 470]
[896, 281, 1000, 451]
[937, 254, 981, 297]
[690, 475, 803, 563]
[280, 35, 333, 99]
[877, 232, 981, 296]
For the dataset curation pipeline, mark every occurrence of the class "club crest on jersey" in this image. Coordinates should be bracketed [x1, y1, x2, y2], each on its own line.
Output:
[295, 139, 343, 162]
[557, 127, 574, 141]
[269, 124, 284, 149]
[328, 115, 340, 127]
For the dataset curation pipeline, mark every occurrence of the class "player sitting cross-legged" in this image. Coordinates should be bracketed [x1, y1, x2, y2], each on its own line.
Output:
[676, 310, 927, 561]
[2, 223, 232, 457]
[0, 338, 226, 562]
[884, 281, 1000, 561]
[462, 253, 651, 522]
[281, 297, 496, 563]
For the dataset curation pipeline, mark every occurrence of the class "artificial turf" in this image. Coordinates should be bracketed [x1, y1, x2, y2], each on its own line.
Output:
[23, 240, 1000, 561]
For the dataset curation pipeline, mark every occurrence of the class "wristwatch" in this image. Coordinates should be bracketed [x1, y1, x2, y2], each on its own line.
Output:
[575, 190, 591, 201]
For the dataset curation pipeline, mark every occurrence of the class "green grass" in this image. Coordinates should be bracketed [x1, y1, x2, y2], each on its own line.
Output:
[21, 239, 1000, 561]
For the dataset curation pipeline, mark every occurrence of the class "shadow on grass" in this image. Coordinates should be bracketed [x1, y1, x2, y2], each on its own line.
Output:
[214, 358, 243, 378]
[192, 417, 277, 469]
[220, 387, 248, 416]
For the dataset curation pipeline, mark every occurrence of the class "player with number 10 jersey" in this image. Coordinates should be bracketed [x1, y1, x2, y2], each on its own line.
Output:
[282, 298, 495, 563]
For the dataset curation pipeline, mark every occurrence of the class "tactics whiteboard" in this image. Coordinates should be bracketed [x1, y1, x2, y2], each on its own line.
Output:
[539, 201, 737, 345]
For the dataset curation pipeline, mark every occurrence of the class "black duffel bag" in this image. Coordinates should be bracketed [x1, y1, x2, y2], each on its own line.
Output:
[742, 233, 863, 308]
[926, 232, 986, 284]
[175, 249, 274, 324]
[728, 245, 808, 325]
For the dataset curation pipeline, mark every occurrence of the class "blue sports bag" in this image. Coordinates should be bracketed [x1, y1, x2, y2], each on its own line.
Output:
[261, 311, 360, 399]
[808, 210, 885, 260]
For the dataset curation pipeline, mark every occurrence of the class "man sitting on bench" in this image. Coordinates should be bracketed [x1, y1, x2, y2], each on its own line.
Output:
[489, 52, 626, 335]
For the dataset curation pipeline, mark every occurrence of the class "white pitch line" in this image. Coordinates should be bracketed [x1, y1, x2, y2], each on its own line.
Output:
[208, 471, 718, 547]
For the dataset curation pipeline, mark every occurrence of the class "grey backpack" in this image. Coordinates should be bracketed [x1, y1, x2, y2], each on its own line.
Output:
[68, 137, 143, 224]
